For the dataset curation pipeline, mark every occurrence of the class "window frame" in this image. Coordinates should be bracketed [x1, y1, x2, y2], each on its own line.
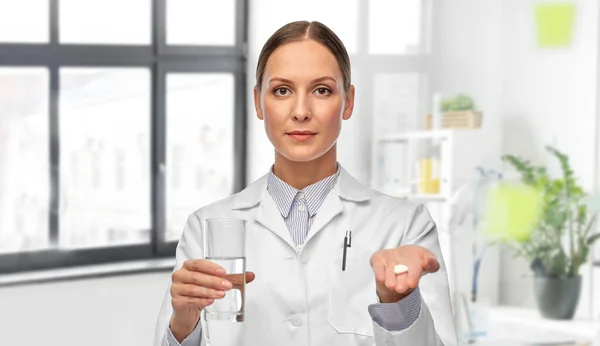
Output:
[0, 0, 248, 274]
[358, 0, 433, 187]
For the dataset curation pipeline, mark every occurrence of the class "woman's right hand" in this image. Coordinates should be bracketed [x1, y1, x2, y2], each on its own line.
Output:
[169, 259, 255, 341]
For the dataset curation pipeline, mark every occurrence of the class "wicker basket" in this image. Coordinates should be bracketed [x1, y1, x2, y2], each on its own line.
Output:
[425, 111, 483, 130]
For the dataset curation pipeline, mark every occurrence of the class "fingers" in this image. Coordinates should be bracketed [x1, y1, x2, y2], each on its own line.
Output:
[227, 273, 246, 290]
[172, 295, 215, 311]
[393, 263, 420, 293]
[172, 262, 256, 316]
[371, 262, 387, 283]
[394, 272, 408, 294]
[174, 270, 233, 291]
[173, 282, 226, 300]
[423, 253, 440, 273]
[184, 259, 227, 277]
[405, 264, 422, 289]
[384, 268, 397, 291]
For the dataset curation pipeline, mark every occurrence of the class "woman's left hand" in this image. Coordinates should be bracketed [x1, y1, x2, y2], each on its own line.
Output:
[370, 245, 440, 303]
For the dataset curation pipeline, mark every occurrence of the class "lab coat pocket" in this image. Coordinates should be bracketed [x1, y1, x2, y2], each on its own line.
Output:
[328, 246, 377, 337]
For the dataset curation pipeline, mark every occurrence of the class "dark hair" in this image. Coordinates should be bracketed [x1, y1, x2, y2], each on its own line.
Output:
[255, 21, 351, 92]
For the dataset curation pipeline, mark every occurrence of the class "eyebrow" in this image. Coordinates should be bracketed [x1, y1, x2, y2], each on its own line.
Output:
[268, 76, 337, 85]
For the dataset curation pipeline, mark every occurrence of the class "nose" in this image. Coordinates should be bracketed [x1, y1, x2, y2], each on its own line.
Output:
[292, 94, 311, 121]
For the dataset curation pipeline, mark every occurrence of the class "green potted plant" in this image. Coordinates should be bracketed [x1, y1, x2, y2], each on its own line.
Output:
[426, 93, 482, 129]
[501, 146, 600, 319]
[441, 93, 476, 112]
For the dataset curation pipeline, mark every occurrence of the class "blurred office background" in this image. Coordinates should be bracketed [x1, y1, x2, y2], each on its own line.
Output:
[0, 0, 599, 345]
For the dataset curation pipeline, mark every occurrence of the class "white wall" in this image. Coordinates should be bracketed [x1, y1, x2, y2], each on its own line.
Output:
[501, 0, 598, 318]
[433, 0, 599, 318]
[0, 272, 171, 346]
[431, 0, 506, 306]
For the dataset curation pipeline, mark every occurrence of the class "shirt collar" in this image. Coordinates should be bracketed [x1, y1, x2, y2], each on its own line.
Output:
[267, 165, 340, 218]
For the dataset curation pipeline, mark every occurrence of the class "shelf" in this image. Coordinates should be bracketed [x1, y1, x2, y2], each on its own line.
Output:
[378, 129, 452, 143]
[396, 193, 449, 202]
[0, 258, 175, 287]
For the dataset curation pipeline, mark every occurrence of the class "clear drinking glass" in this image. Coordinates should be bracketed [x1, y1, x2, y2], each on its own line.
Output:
[203, 218, 246, 323]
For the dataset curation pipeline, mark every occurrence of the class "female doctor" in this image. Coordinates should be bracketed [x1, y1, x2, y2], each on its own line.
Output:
[155, 21, 457, 346]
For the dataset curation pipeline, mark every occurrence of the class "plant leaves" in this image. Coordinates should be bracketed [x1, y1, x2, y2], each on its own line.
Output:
[503, 145, 591, 276]
[583, 213, 597, 238]
[587, 233, 600, 246]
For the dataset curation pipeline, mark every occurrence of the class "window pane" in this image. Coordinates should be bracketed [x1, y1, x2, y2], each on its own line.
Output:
[60, 0, 151, 45]
[167, 0, 235, 46]
[369, 0, 422, 54]
[165, 73, 235, 241]
[59, 68, 151, 249]
[372, 73, 426, 195]
[0, 68, 49, 254]
[373, 73, 424, 135]
[0, 0, 49, 43]
[250, 0, 358, 55]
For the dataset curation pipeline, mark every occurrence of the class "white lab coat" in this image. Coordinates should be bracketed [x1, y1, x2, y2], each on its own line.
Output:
[155, 167, 457, 346]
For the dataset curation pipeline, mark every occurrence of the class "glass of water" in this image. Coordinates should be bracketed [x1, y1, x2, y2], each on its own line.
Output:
[203, 218, 246, 323]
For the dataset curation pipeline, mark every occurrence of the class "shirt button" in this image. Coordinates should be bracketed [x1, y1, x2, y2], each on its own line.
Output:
[290, 315, 303, 326]
[298, 204, 306, 212]
[298, 192, 305, 199]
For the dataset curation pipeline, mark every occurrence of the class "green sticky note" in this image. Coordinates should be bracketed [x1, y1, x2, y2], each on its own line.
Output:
[482, 184, 543, 243]
[535, 3, 576, 47]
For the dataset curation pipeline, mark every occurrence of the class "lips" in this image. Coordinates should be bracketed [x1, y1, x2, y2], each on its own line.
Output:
[287, 131, 317, 135]
[286, 130, 317, 142]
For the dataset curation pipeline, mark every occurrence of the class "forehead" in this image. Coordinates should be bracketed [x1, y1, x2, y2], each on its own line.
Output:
[264, 40, 342, 80]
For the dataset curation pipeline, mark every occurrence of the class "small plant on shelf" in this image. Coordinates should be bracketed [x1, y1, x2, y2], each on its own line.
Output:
[441, 93, 475, 112]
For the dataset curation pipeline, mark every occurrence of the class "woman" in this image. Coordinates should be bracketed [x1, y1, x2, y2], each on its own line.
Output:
[155, 21, 456, 346]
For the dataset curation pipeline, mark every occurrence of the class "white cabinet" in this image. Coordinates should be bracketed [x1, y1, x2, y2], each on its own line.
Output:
[371, 127, 502, 306]
[372, 128, 501, 202]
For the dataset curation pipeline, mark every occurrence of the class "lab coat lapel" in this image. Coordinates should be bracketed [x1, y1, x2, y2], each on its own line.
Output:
[304, 167, 372, 245]
[253, 193, 296, 249]
[303, 190, 344, 245]
[230, 174, 295, 249]
[230, 167, 371, 250]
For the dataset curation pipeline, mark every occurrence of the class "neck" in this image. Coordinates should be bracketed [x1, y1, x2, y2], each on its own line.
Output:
[272, 146, 338, 190]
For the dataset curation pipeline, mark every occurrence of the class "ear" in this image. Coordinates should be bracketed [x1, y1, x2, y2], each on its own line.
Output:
[254, 86, 264, 120]
[342, 85, 355, 121]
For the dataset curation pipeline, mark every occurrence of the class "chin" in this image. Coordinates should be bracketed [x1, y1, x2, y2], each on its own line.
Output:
[278, 147, 327, 163]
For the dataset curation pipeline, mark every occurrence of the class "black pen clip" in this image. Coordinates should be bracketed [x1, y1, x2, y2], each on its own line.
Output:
[342, 230, 351, 271]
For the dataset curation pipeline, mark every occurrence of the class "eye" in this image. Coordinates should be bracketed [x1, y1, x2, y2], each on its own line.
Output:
[314, 87, 332, 96]
[274, 87, 291, 96]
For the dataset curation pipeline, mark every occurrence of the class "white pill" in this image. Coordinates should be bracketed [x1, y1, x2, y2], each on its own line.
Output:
[393, 264, 409, 275]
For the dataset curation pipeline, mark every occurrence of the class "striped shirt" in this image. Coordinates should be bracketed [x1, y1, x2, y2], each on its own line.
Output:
[266, 166, 339, 246]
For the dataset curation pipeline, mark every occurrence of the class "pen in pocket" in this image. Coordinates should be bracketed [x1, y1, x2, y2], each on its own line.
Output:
[342, 230, 351, 271]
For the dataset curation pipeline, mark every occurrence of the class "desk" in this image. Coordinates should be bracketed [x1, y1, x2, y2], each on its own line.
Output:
[473, 306, 600, 345]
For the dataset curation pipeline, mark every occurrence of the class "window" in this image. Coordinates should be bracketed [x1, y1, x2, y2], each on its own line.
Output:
[0, 0, 248, 273]
[59, 68, 151, 249]
[0, 0, 49, 43]
[368, 0, 425, 55]
[166, 0, 236, 46]
[0, 68, 50, 254]
[165, 73, 235, 242]
[59, 0, 151, 45]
